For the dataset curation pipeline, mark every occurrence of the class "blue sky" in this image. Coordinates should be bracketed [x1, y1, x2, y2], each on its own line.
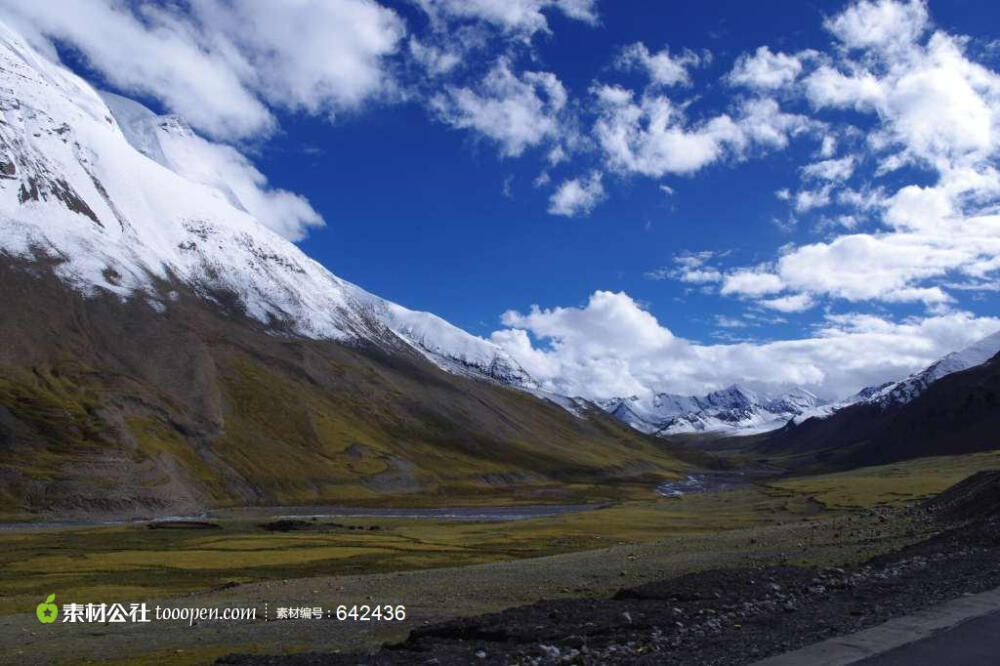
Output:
[280, 0, 1000, 341]
[5, 0, 1000, 399]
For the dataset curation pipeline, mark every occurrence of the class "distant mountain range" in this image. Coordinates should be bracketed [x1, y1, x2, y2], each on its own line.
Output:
[599, 386, 825, 436]
[597, 329, 1000, 439]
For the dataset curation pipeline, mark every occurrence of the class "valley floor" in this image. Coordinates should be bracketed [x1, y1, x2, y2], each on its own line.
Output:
[3, 450, 1000, 664]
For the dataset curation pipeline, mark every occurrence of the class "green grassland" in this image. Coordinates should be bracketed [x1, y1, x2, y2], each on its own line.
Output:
[4, 447, 997, 618]
[3, 450, 998, 666]
[0, 484, 810, 614]
[768, 449, 1000, 509]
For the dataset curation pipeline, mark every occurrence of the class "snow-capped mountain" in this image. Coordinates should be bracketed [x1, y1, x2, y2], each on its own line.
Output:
[860, 329, 1000, 410]
[786, 328, 1000, 428]
[0, 21, 532, 386]
[601, 385, 826, 435]
[606, 328, 998, 438]
[761, 328, 1000, 463]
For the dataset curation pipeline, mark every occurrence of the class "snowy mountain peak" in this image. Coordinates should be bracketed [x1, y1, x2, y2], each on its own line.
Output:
[0, 20, 532, 387]
[863, 329, 1000, 410]
[788, 328, 1000, 428]
[601, 384, 826, 436]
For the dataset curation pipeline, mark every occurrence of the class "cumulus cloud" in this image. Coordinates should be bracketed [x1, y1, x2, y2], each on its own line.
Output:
[801, 156, 856, 182]
[825, 0, 929, 53]
[721, 270, 784, 296]
[728, 46, 806, 89]
[592, 84, 738, 176]
[647, 250, 724, 283]
[491, 290, 1000, 400]
[804, 15, 999, 168]
[2, 0, 405, 140]
[548, 171, 605, 216]
[408, 37, 462, 77]
[617, 42, 704, 87]
[794, 184, 834, 212]
[414, 0, 598, 38]
[431, 58, 568, 157]
[721, 0, 1000, 313]
[759, 293, 815, 313]
[592, 84, 814, 177]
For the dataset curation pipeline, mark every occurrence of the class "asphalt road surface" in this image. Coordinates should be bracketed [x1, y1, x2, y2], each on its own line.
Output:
[857, 610, 1000, 665]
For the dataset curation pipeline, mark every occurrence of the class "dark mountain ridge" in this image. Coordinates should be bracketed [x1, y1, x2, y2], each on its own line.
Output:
[759, 350, 1000, 469]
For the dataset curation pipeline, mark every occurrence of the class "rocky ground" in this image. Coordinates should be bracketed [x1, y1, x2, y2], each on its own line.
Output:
[220, 475, 1000, 665]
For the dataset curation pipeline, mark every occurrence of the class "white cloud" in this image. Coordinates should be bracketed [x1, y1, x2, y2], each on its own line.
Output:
[592, 85, 814, 178]
[801, 156, 856, 181]
[548, 171, 605, 217]
[414, 0, 598, 38]
[194, 1, 405, 117]
[617, 42, 703, 87]
[99, 91, 323, 241]
[408, 37, 461, 77]
[768, 218, 1000, 304]
[650, 250, 724, 283]
[804, 66, 885, 113]
[794, 184, 834, 212]
[818, 134, 837, 158]
[2, 0, 405, 140]
[759, 293, 815, 313]
[593, 85, 739, 176]
[161, 124, 323, 242]
[491, 290, 1000, 400]
[736, 97, 817, 149]
[721, 270, 784, 296]
[825, 0, 929, 54]
[804, 27, 1000, 168]
[678, 268, 722, 284]
[723, 0, 1000, 312]
[432, 58, 568, 157]
[728, 46, 805, 89]
[714, 315, 747, 329]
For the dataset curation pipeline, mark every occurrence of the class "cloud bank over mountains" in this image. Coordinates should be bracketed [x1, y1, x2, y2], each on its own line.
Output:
[3, 0, 998, 400]
[491, 291, 999, 400]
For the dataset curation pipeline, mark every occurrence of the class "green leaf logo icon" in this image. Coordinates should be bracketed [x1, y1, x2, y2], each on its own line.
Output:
[36, 594, 58, 624]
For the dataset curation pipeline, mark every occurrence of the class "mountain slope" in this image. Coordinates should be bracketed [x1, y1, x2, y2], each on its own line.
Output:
[861, 329, 1000, 410]
[0, 20, 529, 385]
[0, 22, 688, 518]
[841, 351, 1000, 467]
[0, 246, 685, 518]
[759, 330, 1000, 467]
[601, 385, 825, 436]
